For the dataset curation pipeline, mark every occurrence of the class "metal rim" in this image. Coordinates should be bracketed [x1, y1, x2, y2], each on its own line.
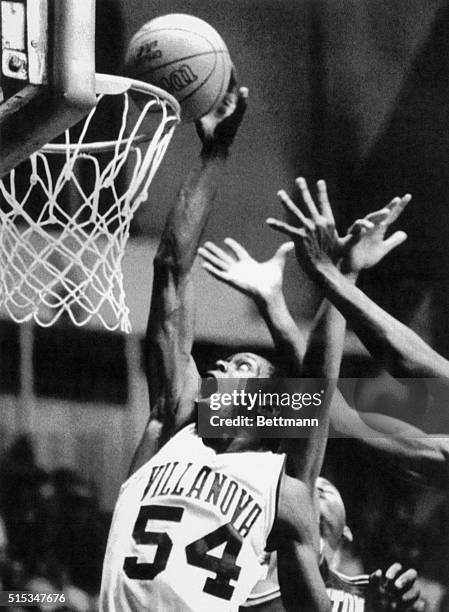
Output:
[42, 73, 181, 154]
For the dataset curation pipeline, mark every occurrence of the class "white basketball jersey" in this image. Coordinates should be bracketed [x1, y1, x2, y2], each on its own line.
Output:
[100, 424, 285, 612]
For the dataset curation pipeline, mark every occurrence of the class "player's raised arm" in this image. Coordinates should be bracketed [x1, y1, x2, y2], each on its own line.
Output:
[284, 183, 414, 484]
[130, 84, 248, 473]
[198, 237, 306, 374]
[270, 191, 449, 385]
[329, 195, 449, 486]
[269, 178, 352, 487]
[331, 389, 449, 487]
[269, 189, 449, 485]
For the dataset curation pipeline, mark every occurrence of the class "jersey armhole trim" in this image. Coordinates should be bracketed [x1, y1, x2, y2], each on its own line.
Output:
[122, 421, 198, 492]
[266, 454, 287, 550]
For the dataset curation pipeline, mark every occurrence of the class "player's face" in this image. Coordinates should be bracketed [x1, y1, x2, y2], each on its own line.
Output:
[207, 352, 274, 379]
[316, 477, 347, 548]
[202, 353, 276, 449]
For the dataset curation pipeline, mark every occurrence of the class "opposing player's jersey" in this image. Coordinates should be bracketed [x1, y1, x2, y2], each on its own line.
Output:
[243, 554, 369, 611]
[322, 561, 368, 612]
[100, 424, 285, 612]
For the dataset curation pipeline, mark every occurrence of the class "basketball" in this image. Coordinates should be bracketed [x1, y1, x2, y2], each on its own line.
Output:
[124, 14, 233, 122]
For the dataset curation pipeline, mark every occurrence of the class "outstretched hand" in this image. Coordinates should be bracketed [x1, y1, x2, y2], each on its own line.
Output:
[367, 564, 424, 612]
[196, 71, 248, 152]
[198, 238, 294, 302]
[267, 177, 411, 276]
[267, 177, 352, 274]
[342, 194, 411, 273]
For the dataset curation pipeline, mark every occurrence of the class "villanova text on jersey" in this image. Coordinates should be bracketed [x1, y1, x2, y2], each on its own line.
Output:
[140, 460, 263, 538]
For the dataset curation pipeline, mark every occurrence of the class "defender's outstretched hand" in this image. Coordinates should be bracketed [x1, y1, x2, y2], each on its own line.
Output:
[198, 238, 294, 301]
[267, 177, 411, 276]
[367, 564, 424, 612]
[342, 194, 411, 273]
[196, 72, 248, 152]
[267, 177, 351, 274]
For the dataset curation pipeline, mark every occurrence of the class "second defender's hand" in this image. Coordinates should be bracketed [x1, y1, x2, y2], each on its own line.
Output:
[367, 564, 423, 612]
[198, 238, 294, 302]
[343, 194, 411, 273]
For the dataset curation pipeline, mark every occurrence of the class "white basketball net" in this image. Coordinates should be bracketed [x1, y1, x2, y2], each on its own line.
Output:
[0, 78, 179, 332]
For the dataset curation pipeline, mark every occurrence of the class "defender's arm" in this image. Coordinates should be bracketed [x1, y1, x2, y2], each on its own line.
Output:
[273, 474, 331, 612]
[314, 261, 449, 381]
[332, 388, 449, 488]
[274, 178, 352, 488]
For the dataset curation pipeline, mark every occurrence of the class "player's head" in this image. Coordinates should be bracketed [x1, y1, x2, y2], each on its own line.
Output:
[207, 352, 276, 379]
[201, 352, 280, 453]
[316, 476, 353, 562]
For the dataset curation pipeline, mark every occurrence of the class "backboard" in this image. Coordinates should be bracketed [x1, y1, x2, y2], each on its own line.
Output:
[0, 0, 97, 176]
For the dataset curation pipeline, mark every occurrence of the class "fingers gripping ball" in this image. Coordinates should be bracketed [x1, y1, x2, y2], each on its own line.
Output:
[125, 14, 233, 122]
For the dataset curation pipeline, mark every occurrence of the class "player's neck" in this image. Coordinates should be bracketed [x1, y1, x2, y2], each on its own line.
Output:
[323, 544, 342, 572]
[202, 433, 265, 454]
[227, 435, 265, 452]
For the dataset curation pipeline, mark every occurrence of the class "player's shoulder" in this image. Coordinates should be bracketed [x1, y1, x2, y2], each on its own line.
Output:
[124, 422, 199, 489]
[278, 472, 313, 509]
[149, 420, 200, 459]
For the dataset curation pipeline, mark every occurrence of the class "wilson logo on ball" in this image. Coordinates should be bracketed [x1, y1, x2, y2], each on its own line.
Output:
[135, 41, 162, 67]
[159, 65, 198, 93]
[125, 14, 233, 121]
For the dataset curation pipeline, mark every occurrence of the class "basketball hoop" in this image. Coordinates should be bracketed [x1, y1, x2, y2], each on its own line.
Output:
[0, 73, 180, 333]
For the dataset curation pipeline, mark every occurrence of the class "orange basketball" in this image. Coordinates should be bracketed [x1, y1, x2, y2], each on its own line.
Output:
[124, 14, 233, 122]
